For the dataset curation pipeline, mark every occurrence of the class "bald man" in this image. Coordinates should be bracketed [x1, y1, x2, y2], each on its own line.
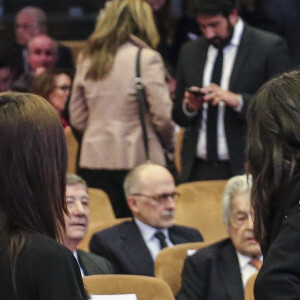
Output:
[12, 34, 58, 92]
[90, 164, 203, 276]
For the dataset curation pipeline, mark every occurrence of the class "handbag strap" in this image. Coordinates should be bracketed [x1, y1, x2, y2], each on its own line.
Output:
[135, 47, 150, 161]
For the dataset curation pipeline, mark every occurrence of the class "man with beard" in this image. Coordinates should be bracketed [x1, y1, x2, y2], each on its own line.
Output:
[89, 164, 203, 276]
[172, 0, 290, 183]
[177, 175, 262, 300]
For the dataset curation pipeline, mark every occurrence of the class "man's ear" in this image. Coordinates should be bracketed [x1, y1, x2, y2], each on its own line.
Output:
[228, 8, 238, 24]
[127, 196, 139, 214]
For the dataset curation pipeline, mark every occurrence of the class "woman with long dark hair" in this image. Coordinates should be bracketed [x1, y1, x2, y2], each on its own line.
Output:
[0, 92, 87, 299]
[246, 71, 300, 299]
[69, 0, 175, 218]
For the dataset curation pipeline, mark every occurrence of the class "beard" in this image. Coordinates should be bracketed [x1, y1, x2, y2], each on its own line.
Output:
[207, 20, 234, 49]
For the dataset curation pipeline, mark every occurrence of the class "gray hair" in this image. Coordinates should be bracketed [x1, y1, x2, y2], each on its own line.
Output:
[66, 173, 87, 189]
[222, 174, 252, 226]
[16, 6, 48, 32]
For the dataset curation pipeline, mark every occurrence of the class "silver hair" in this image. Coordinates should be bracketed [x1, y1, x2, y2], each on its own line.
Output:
[66, 173, 87, 189]
[16, 6, 48, 32]
[222, 174, 252, 226]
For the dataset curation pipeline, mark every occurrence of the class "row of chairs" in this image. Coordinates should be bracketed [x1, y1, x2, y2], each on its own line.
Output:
[83, 245, 257, 299]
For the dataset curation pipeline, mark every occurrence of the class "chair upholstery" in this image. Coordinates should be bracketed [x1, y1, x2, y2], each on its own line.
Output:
[244, 272, 258, 300]
[64, 128, 79, 174]
[78, 217, 131, 251]
[174, 180, 228, 242]
[83, 274, 175, 300]
[175, 127, 185, 173]
[155, 241, 212, 295]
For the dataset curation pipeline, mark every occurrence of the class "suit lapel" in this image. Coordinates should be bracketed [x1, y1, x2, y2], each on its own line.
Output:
[218, 241, 244, 300]
[229, 25, 251, 90]
[169, 226, 188, 244]
[121, 221, 154, 276]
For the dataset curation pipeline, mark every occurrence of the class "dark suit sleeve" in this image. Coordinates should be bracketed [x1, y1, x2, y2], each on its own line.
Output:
[176, 254, 207, 300]
[89, 233, 121, 274]
[255, 206, 300, 299]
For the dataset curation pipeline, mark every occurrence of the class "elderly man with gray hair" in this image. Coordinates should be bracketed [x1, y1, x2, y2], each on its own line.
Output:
[177, 175, 262, 300]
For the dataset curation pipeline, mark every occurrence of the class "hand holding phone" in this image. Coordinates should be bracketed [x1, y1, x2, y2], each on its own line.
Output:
[185, 87, 205, 97]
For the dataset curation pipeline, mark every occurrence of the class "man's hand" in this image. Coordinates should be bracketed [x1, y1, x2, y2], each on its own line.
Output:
[184, 86, 205, 112]
[201, 83, 241, 108]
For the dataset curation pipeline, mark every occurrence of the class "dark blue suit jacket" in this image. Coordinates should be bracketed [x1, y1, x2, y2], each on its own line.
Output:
[177, 238, 243, 300]
[89, 220, 203, 276]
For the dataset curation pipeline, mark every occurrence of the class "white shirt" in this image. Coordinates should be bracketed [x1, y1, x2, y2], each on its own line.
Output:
[134, 218, 173, 261]
[73, 250, 85, 277]
[236, 251, 263, 287]
[184, 18, 244, 160]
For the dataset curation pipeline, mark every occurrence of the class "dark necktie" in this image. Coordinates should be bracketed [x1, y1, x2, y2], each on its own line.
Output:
[207, 48, 223, 162]
[154, 231, 168, 249]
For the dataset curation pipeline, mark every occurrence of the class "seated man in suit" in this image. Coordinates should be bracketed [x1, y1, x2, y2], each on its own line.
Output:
[14, 6, 74, 75]
[90, 164, 203, 276]
[63, 173, 114, 276]
[12, 34, 58, 92]
[177, 174, 262, 300]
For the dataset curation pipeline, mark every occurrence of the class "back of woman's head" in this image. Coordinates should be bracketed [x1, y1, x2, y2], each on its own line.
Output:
[247, 71, 300, 183]
[85, 0, 159, 80]
[0, 92, 67, 241]
[247, 70, 300, 244]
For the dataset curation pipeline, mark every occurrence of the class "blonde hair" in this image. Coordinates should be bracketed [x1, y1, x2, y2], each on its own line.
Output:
[83, 0, 159, 80]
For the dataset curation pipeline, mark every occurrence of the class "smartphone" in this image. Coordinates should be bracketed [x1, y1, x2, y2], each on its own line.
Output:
[185, 87, 205, 97]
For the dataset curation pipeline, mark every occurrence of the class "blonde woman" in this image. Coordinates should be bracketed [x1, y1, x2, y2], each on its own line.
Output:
[69, 0, 175, 218]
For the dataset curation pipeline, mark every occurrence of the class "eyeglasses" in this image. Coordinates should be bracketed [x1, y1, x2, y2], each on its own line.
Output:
[230, 212, 252, 228]
[55, 85, 71, 92]
[131, 192, 180, 204]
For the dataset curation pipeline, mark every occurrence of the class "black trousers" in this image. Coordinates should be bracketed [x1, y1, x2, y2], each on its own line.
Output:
[189, 159, 232, 181]
[79, 168, 132, 218]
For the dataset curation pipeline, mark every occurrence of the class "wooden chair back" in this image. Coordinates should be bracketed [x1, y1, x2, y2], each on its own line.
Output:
[174, 180, 228, 242]
[83, 274, 175, 300]
[155, 241, 212, 295]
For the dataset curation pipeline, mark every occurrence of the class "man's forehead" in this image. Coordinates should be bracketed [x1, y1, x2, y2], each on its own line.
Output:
[66, 183, 88, 194]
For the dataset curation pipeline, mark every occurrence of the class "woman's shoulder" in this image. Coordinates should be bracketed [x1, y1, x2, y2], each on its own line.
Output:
[25, 233, 73, 261]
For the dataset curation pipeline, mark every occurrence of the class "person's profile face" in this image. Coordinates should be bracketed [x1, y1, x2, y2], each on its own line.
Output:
[0, 67, 13, 92]
[15, 13, 40, 47]
[27, 36, 57, 73]
[48, 73, 72, 113]
[64, 184, 90, 247]
[196, 13, 235, 49]
[130, 168, 176, 229]
[228, 192, 261, 257]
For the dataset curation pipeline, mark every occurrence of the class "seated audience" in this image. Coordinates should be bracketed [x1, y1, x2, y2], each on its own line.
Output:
[13, 34, 58, 92]
[63, 174, 114, 276]
[0, 58, 15, 92]
[0, 92, 87, 299]
[31, 69, 73, 128]
[90, 164, 203, 276]
[177, 175, 262, 300]
[14, 6, 74, 75]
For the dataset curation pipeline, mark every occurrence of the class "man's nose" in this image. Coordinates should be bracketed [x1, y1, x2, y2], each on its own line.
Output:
[73, 200, 85, 214]
[204, 27, 215, 39]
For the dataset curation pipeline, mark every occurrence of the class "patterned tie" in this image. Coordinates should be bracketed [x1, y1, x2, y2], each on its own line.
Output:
[207, 48, 223, 162]
[154, 231, 168, 249]
[250, 258, 263, 271]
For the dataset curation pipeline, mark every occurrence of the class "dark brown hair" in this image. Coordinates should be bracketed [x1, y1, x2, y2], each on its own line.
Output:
[0, 92, 67, 284]
[31, 68, 73, 100]
[246, 71, 300, 245]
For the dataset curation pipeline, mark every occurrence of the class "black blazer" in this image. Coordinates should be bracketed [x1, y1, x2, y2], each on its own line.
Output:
[173, 24, 291, 182]
[89, 220, 203, 276]
[254, 177, 300, 299]
[177, 238, 244, 300]
[77, 249, 114, 276]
